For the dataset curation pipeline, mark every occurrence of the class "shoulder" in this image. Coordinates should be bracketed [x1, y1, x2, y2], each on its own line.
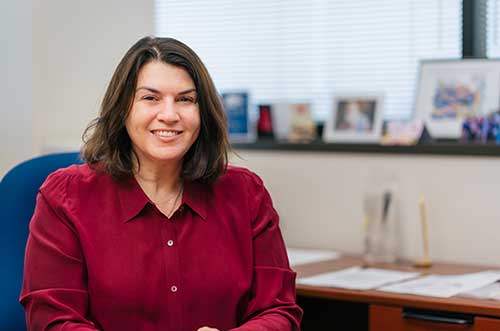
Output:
[217, 165, 265, 187]
[40, 163, 112, 204]
[212, 165, 268, 199]
[219, 167, 278, 229]
[214, 165, 271, 209]
[41, 163, 108, 190]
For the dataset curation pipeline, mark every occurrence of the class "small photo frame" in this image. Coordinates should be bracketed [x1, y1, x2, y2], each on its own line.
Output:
[288, 103, 317, 143]
[270, 101, 312, 141]
[323, 94, 384, 143]
[415, 59, 500, 139]
[271, 102, 294, 140]
[221, 91, 254, 142]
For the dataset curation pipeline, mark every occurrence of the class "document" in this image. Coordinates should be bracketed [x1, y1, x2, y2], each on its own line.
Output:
[297, 266, 420, 290]
[459, 281, 500, 301]
[379, 270, 500, 298]
[287, 247, 340, 267]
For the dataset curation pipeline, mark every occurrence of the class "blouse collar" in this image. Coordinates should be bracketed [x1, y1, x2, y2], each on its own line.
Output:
[118, 175, 208, 222]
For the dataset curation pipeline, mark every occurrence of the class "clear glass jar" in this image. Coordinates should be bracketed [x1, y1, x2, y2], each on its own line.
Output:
[363, 175, 400, 265]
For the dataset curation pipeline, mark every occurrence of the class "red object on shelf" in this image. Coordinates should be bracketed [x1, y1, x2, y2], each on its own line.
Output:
[258, 105, 274, 138]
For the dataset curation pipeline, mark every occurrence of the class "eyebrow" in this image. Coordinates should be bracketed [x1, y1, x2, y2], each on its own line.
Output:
[135, 87, 197, 95]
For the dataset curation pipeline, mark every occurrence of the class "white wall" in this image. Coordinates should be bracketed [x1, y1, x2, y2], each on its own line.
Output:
[1, 0, 154, 179]
[32, 0, 154, 154]
[232, 151, 500, 267]
[0, 0, 33, 176]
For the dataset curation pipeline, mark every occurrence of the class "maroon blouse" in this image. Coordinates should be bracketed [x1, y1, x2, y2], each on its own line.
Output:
[20, 164, 302, 331]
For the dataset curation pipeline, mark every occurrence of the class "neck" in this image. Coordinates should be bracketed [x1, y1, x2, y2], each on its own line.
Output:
[132, 156, 183, 197]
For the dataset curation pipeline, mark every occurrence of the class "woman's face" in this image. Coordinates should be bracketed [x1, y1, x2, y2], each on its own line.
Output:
[126, 61, 201, 167]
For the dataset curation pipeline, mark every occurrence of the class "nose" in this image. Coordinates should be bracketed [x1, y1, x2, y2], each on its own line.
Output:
[157, 98, 180, 122]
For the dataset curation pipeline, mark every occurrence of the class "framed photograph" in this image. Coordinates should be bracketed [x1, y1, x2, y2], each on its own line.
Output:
[415, 59, 500, 139]
[221, 91, 254, 142]
[323, 94, 384, 143]
[288, 103, 316, 143]
[270, 102, 314, 142]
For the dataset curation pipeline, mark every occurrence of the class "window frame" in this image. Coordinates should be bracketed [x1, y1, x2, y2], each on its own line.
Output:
[463, 0, 487, 58]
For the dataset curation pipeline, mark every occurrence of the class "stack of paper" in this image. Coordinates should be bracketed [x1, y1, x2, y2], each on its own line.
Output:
[286, 247, 340, 267]
[297, 266, 420, 290]
[379, 270, 500, 298]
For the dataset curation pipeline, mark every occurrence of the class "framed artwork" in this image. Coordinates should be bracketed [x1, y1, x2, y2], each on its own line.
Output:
[221, 91, 254, 142]
[415, 59, 500, 139]
[323, 94, 384, 143]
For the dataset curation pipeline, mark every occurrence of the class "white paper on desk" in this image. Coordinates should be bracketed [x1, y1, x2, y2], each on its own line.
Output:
[287, 247, 340, 267]
[379, 270, 500, 298]
[458, 281, 500, 301]
[297, 266, 420, 290]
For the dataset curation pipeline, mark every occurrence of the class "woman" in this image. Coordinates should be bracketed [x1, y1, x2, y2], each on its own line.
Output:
[20, 36, 302, 331]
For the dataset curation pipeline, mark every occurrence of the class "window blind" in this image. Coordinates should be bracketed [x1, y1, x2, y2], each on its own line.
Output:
[155, 0, 461, 121]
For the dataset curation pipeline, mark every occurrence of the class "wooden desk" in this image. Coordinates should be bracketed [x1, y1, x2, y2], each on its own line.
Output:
[294, 255, 500, 331]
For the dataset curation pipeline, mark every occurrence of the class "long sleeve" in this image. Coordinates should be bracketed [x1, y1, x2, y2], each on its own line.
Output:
[229, 172, 303, 331]
[19, 171, 100, 331]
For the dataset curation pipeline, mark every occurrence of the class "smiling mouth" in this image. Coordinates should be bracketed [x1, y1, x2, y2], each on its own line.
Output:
[151, 130, 182, 137]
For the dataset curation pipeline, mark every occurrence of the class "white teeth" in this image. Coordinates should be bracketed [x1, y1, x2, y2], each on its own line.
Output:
[153, 130, 179, 137]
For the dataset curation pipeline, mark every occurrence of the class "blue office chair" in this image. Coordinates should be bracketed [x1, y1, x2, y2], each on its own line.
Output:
[0, 152, 83, 331]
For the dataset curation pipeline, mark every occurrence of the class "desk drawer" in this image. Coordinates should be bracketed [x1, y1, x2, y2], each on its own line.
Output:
[370, 305, 473, 331]
[475, 316, 500, 331]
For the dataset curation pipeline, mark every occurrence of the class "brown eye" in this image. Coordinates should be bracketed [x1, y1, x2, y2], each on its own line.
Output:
[178, 96, 194, 103]
[143, 95, 158, 101]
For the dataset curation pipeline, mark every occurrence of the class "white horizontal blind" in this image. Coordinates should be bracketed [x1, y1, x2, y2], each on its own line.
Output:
[155, 0, 461, 121]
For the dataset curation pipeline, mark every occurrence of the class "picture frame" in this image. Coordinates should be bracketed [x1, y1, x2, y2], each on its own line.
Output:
[323, 94, 384, 143]
[415, 59, 500, 139]
[270, 102, 294, 141]
[287, 103, 317, 143]
[270, 102, 316, 142]
[221, 91, 254, 142]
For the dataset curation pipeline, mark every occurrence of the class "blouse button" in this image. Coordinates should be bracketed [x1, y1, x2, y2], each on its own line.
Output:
[167, 240, 174, 247]
[171, 285, 178, 293]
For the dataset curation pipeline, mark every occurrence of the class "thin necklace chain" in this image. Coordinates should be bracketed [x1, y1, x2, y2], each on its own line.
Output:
[167, 184, 183, 218]
[134, 174, 183, 218]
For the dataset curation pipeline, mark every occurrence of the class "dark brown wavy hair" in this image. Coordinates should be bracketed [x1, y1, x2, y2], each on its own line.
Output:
[82, 36, 230, 184]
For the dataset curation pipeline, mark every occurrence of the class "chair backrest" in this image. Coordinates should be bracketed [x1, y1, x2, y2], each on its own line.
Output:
[0, 152, 83, 331]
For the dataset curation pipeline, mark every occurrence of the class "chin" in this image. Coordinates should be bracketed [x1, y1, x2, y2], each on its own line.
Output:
[150, 154, 183, 163]
[148, 149, 186, 163]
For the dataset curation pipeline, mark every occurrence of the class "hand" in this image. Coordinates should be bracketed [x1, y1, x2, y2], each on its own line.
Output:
[196, 327, 220, 331]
